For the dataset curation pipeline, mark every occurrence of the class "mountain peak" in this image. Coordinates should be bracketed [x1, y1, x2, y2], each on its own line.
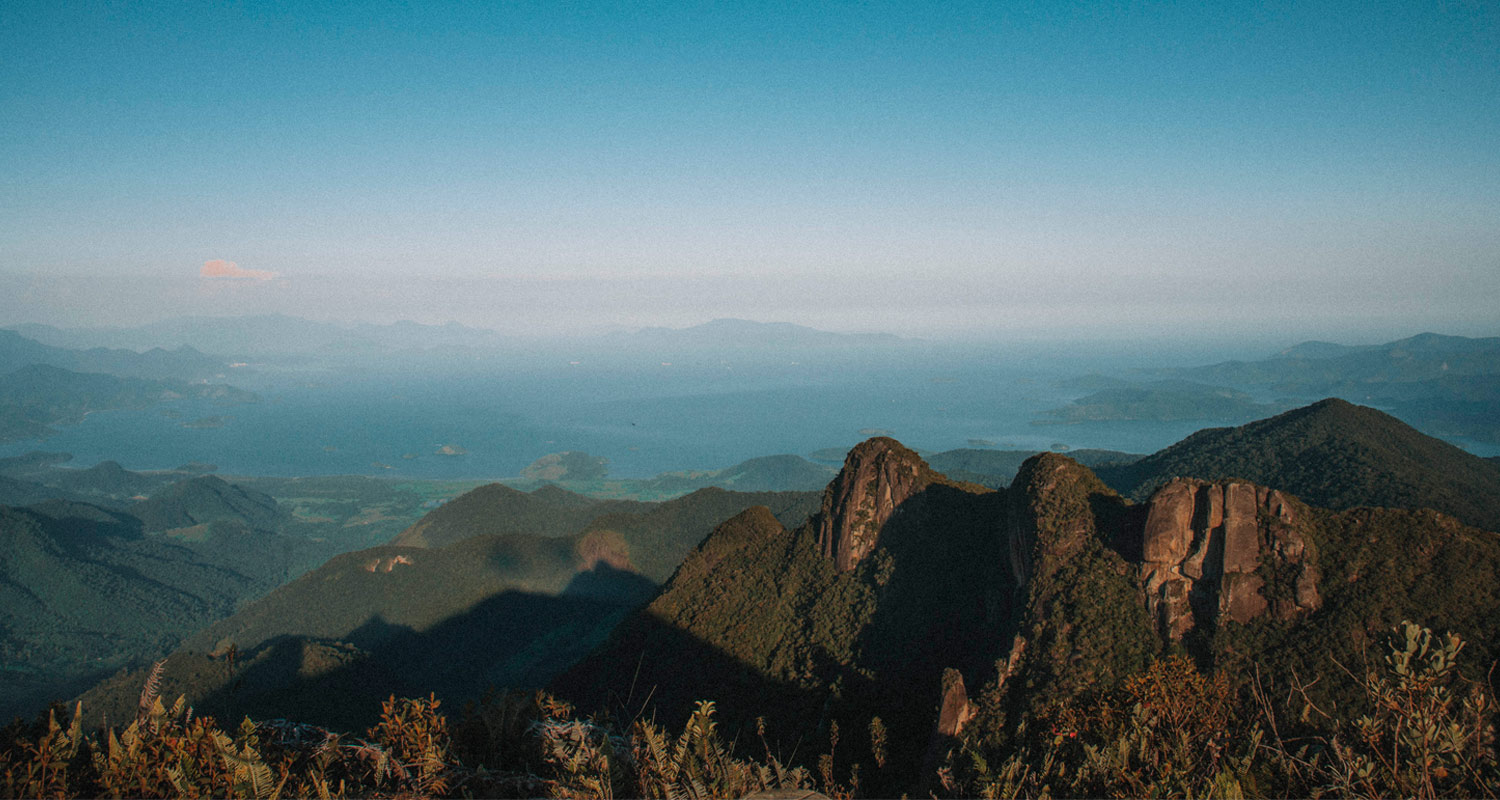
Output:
[1096, 398, 1500, 532]
[1006, 453, 1116, 586]
[814, 437, 935, 572]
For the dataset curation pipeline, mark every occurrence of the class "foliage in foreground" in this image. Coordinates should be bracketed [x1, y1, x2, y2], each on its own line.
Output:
[955, 622, 1498, 799]
[3, 622, 1496, 798]
[1, 678, 827, 799]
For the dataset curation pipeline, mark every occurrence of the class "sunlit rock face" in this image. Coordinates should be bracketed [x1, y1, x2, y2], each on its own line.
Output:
[1138, 479, 1321, 639]
[814, 437, 931, 572]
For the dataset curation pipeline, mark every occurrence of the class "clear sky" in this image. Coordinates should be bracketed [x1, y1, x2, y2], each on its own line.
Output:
[2, 0, 1497, 341]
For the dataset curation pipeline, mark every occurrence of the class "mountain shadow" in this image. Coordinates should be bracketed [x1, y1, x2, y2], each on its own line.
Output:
[78, 569, 672, 733]
[555, 440, 1016, 795]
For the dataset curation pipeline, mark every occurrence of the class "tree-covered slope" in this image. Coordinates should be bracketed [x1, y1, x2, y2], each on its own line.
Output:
[928, 447, 1140, 488]
[67, 482, 819, 731]
[131, 475, 287, 533]
[1096, 398, 1500, 531]
[389, 483, 649, 547]
[0, 501, 268, 722]
[556, 439, 1011, 792]
[638, 454, 837, 494]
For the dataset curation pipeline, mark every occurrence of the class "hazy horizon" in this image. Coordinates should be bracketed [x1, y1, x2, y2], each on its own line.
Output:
[4, 3, 1497, 342]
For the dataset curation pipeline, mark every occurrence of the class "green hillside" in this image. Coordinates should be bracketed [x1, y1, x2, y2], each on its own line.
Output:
[637, 454, 837, 494]
[1149, 332, 1500, 443]
[556, 439, 1011, 792]
[928, 446, 1139, 488]
[1042, 380, 1282, 424]
[0, 501, 268, 723]
[131, 475, 286, 533]
[73, 483, 819, 731]
[1095, 398, 1500, 531]
[555, 435, 1500, 796]
[12, 427, 1500, 796]
[389, 483, 649, 547]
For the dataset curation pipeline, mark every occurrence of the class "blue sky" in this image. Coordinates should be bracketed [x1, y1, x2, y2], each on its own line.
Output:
[1, 0, 1496, 340]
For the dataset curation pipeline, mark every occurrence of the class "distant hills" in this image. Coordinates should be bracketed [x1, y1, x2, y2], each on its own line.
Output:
[927, 446, 1139, 488]
[0, 328, 258, 444]
[1041, 332, 1500, 445]
[131, 475, 287, 534]
[1170, 332, 1500, 386]
[0, 363, 258, 444]
[633, 318, 910, 350]
[634, 454, 837, 494]
[391, 483, 650, 548]
[10, 315, 909, 365]
[1042, 379, 1282, 424]
[0, 328, 223, 381]
[501, 453, 838, 502]
[9, 315, 508, 360]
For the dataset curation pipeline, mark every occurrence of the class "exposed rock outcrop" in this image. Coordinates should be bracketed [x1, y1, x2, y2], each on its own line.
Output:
[813, 438, 932, 572]
[922, 667, 977, 790]
[363, 554, 414, 573]
[1137, 479, 1321, 639]
[935, 668, 976, 738]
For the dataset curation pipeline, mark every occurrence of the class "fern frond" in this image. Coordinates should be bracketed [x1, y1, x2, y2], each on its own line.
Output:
[54, 702, 84, 761]
[136, 658, 167, 730]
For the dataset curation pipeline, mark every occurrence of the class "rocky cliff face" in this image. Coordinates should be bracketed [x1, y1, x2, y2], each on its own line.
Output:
[1137, 479, 1321, 640]
[814, 437, 932, 572]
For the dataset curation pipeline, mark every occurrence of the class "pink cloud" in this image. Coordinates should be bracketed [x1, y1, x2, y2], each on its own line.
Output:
[201, 259, 280, 281]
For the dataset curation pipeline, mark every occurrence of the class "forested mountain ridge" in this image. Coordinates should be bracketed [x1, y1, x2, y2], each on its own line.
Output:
[556, 427, 1500, 796]
[1095, 398, 1500, 531]
[8, 399, 1500, 796]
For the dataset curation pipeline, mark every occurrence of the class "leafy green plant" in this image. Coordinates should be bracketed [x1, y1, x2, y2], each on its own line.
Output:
[1314, 622, 1497, 799]
[958, 654, 1262, 799]
[630, 701, 813, 800]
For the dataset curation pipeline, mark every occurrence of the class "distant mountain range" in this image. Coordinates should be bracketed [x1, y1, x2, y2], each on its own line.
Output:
[7, 315, 913, 366]
[609, 454, 837, 496]
[0, 328, 258, 445]
[633, 318, 910, 349]
[0, 328, 223, 381]
[926, 446, 1139, 487]
[1042, 332, 1500, 444]
[9, 315, 508, 360]
[0, 363, 257, 444]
